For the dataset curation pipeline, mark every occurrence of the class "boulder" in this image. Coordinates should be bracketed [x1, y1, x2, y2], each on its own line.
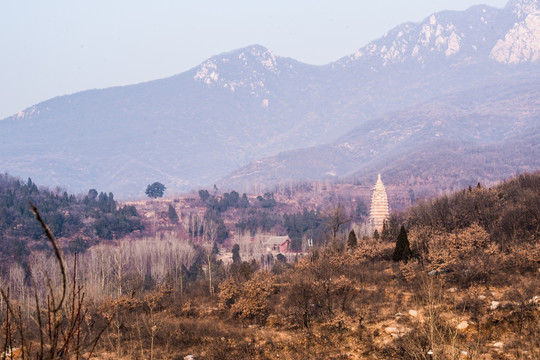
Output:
[457, 321, 469, 330]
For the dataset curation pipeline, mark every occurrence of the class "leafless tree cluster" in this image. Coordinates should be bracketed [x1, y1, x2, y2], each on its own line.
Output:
[0, 205, 105, 359]
[0, 234, 197, 310]
[79, 234, 197, 300]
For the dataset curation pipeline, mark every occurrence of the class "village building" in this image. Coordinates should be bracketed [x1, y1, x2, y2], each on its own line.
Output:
[263, 235, 291, 254]
[369, 174, 390, 232]
[217, 235, 293, 266]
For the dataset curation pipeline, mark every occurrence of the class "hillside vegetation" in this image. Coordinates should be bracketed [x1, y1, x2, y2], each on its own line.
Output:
[0, 173, 538, 359]
[0, 174, 143, 263]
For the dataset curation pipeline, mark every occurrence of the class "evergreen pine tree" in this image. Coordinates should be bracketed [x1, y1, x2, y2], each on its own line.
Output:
[347, 229, 357, 250]
[392, 225, 411, 262]
[381, 220, 391, 241]
[232, 243, 241, 264]
[168, 204, 179, 224]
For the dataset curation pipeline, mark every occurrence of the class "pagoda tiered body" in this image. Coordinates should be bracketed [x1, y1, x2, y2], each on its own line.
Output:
[369, 174, 389, 232]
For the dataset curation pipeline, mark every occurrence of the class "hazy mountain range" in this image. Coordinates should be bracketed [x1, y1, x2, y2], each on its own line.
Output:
[1, 0, 539, 198]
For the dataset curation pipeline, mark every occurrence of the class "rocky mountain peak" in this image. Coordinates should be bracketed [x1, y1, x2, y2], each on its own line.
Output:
[193, 44, 281, 96]
[490, 0, 540, 64]
[335, 5, 503, 69]
[507, 0, 538, 18]
[335, 0, 540, 69]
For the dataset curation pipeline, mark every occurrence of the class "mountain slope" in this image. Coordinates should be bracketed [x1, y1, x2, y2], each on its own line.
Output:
[0, 46, 331, 196]
[1, 0, 539, 198]
[218, 80, 540, 191]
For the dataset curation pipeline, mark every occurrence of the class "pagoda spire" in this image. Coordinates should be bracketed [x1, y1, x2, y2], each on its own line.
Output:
[369, 174, 389, 232]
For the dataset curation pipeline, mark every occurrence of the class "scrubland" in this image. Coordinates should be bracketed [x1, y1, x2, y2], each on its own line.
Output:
[0, 173, 538, 359]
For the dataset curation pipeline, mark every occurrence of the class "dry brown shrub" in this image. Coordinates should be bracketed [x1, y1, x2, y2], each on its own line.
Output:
[201, 337, 258, 360]
[228, 271, 276, 324]
[447, 254, 493, 287]
[449, 223, 490, 256]
[178, 299, 198, 318]
[504, 242, 540, 274]
[158, 316, 253, 355]
[331, 274, 356, 312]
[350, 240, 394, 263]
[319, 310, 352, 334]
[399, 259, 421, 284]
[410, 223, 491, 272]
[143, 286, 171, 310]
[217, 277, 240, 310]
[265, 314, 284, 329]
[99, 295, 142, 320]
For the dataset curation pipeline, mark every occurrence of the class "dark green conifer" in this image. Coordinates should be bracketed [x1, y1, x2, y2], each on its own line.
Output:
[392, 225, 411, 262]
[168, 204, 179, 224]
[347, 229, 357, 250]
[232, 243, 241, 263]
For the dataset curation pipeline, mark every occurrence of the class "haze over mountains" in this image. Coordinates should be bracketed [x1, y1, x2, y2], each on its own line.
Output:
[1, 0, 539, 198]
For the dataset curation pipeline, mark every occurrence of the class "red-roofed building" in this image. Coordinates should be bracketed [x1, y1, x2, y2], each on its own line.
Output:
[263, 235, 291, 254]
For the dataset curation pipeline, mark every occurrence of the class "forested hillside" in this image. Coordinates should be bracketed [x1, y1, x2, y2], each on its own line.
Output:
[408, 172, 540, 247]
[0, 174, 143, 262]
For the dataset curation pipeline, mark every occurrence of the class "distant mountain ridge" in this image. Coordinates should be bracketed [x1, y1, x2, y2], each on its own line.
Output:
[335, 0, 539, 67]
[219, 81, 540, 192]
[1, 0, 539, 198]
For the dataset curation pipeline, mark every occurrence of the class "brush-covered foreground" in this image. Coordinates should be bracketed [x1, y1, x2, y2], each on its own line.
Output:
[1, 173, 539, 359]
[88, 242, 539, 360]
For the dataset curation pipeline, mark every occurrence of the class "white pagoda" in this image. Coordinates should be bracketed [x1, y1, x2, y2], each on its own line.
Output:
[369, 174, 389, 232]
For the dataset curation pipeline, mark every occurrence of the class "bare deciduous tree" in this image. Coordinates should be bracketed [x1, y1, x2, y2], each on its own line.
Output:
[326, 204, 351, 244]
[203, 219, 219, 296]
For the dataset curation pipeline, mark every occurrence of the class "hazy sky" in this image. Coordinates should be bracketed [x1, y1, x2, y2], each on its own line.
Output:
[1, 0, 508, 119]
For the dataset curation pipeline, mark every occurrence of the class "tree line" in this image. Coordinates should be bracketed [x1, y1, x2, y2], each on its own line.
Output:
[0, 174, 144, 263]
